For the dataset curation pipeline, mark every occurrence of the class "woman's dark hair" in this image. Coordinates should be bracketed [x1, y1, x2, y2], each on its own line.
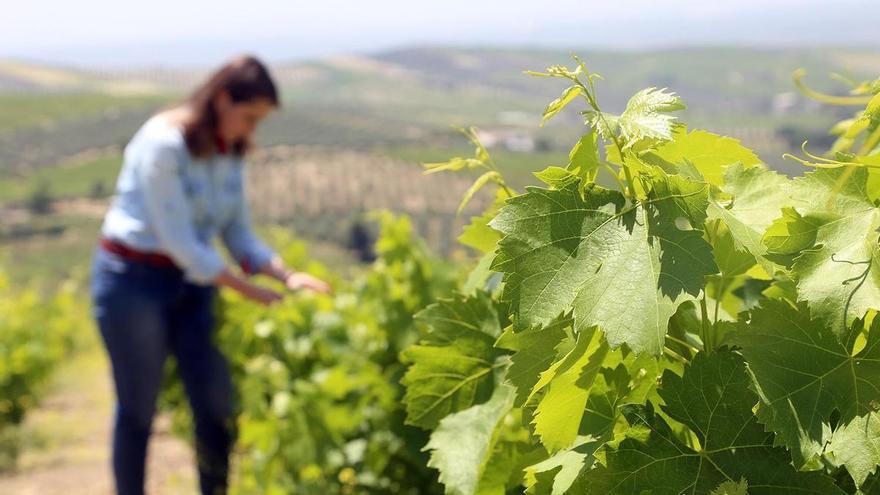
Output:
[181, 54, 279, 157]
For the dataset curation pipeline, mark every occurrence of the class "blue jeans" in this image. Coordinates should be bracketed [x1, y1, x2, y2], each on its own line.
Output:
[89, 247, 235, 495]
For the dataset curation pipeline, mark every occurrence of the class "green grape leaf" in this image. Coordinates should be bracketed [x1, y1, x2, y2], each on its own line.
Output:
[425, 383, 516, 495]
[534, 166, 581, 190]
[531, 327, 609, 451]
[643, 170, 719, 297]
[730, 300, 880, 471]
[648, 128, 761, 185]
[762, 207, 827, 256]
[827, 412, 880, 489]
[401, 291, 507, 429]
[588, 111, 621, 143]
[710, 478, 749, 495]
[495, 316, 571, 407]
[541, 86, 582, 126]
[578, 350, 846, 495]
[460, 188, 508, 254]
[788, 167, 880, 336]
[476, 441, 545, 495]
[568, 130, 601, 181]
[858, 472, 880, 495]
[708, 164, 791, 260]
[524, 362, 637, 494]
[459, 171, 501, 215]
[644, 170, 709, 227]
[705, 222, 763, 326]
[424, 156, 485, 174]
[712, 222, 757, 280]
[489, 181, 689, 355]
[868, 168, 880, 205]
[414, 289, 506, 341]
[599, 87, 685, 148]
[524, 436, 603, 495]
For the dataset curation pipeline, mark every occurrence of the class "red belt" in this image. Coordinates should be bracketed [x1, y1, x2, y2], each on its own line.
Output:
[100, 237, 178, 268]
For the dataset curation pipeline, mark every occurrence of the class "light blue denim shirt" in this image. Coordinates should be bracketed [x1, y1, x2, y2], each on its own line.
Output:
[100, 114, 276, 285]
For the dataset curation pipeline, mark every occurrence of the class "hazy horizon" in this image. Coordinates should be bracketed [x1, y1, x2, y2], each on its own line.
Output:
[3, 0, 878, 68]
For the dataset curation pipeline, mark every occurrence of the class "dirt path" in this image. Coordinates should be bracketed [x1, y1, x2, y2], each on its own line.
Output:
[0, 334, 198, 495]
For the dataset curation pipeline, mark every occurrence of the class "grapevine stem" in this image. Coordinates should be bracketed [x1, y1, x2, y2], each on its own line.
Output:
[498, 182, 515, 198]
[665, 334, 699, 355]
[622, 164, 637, 199]
[700, 294, 711, 353]
[602, 163, 628, 193]
[481, 149, 516, 198]
[713, 279, 725, 325]
[663, 346, 689, 365]
[575, 77, 637, 199]
[793, 69, 873, 106]
[859, 126, 880, 156]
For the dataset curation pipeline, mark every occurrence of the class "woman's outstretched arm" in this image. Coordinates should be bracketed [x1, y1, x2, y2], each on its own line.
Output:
[220, 166, 331, 295]
[257, 255, 331, 294]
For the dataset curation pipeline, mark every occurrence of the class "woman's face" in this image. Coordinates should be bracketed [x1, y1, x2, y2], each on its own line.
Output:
[214, 91, 275, 143]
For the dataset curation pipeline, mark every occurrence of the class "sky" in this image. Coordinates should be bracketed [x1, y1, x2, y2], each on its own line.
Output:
[1, 0, 878, 67]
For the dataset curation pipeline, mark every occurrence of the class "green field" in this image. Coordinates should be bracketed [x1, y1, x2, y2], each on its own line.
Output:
[0, 154, 121, 204]
[0, 93, 167, 134]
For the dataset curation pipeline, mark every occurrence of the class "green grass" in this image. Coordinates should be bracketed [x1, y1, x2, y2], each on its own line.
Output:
[0, 93, 167, 134]
[0, 154, 122, 204]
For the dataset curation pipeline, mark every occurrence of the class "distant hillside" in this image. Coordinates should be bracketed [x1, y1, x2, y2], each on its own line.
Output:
[1, 46, 878, 174]
[0, 60, 192, 94]
[277, 47, 879, 163]
[279, 46, 879, 129]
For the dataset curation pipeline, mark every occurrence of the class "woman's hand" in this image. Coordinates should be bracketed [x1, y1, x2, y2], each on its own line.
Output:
[214, 268, 283, 306]
[240, 283, 285, 306]
[258, 255, 331, 295]
[284, 271, 331, 294]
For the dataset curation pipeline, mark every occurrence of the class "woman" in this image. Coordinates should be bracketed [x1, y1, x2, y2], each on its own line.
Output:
[90, 55, 330, 495]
